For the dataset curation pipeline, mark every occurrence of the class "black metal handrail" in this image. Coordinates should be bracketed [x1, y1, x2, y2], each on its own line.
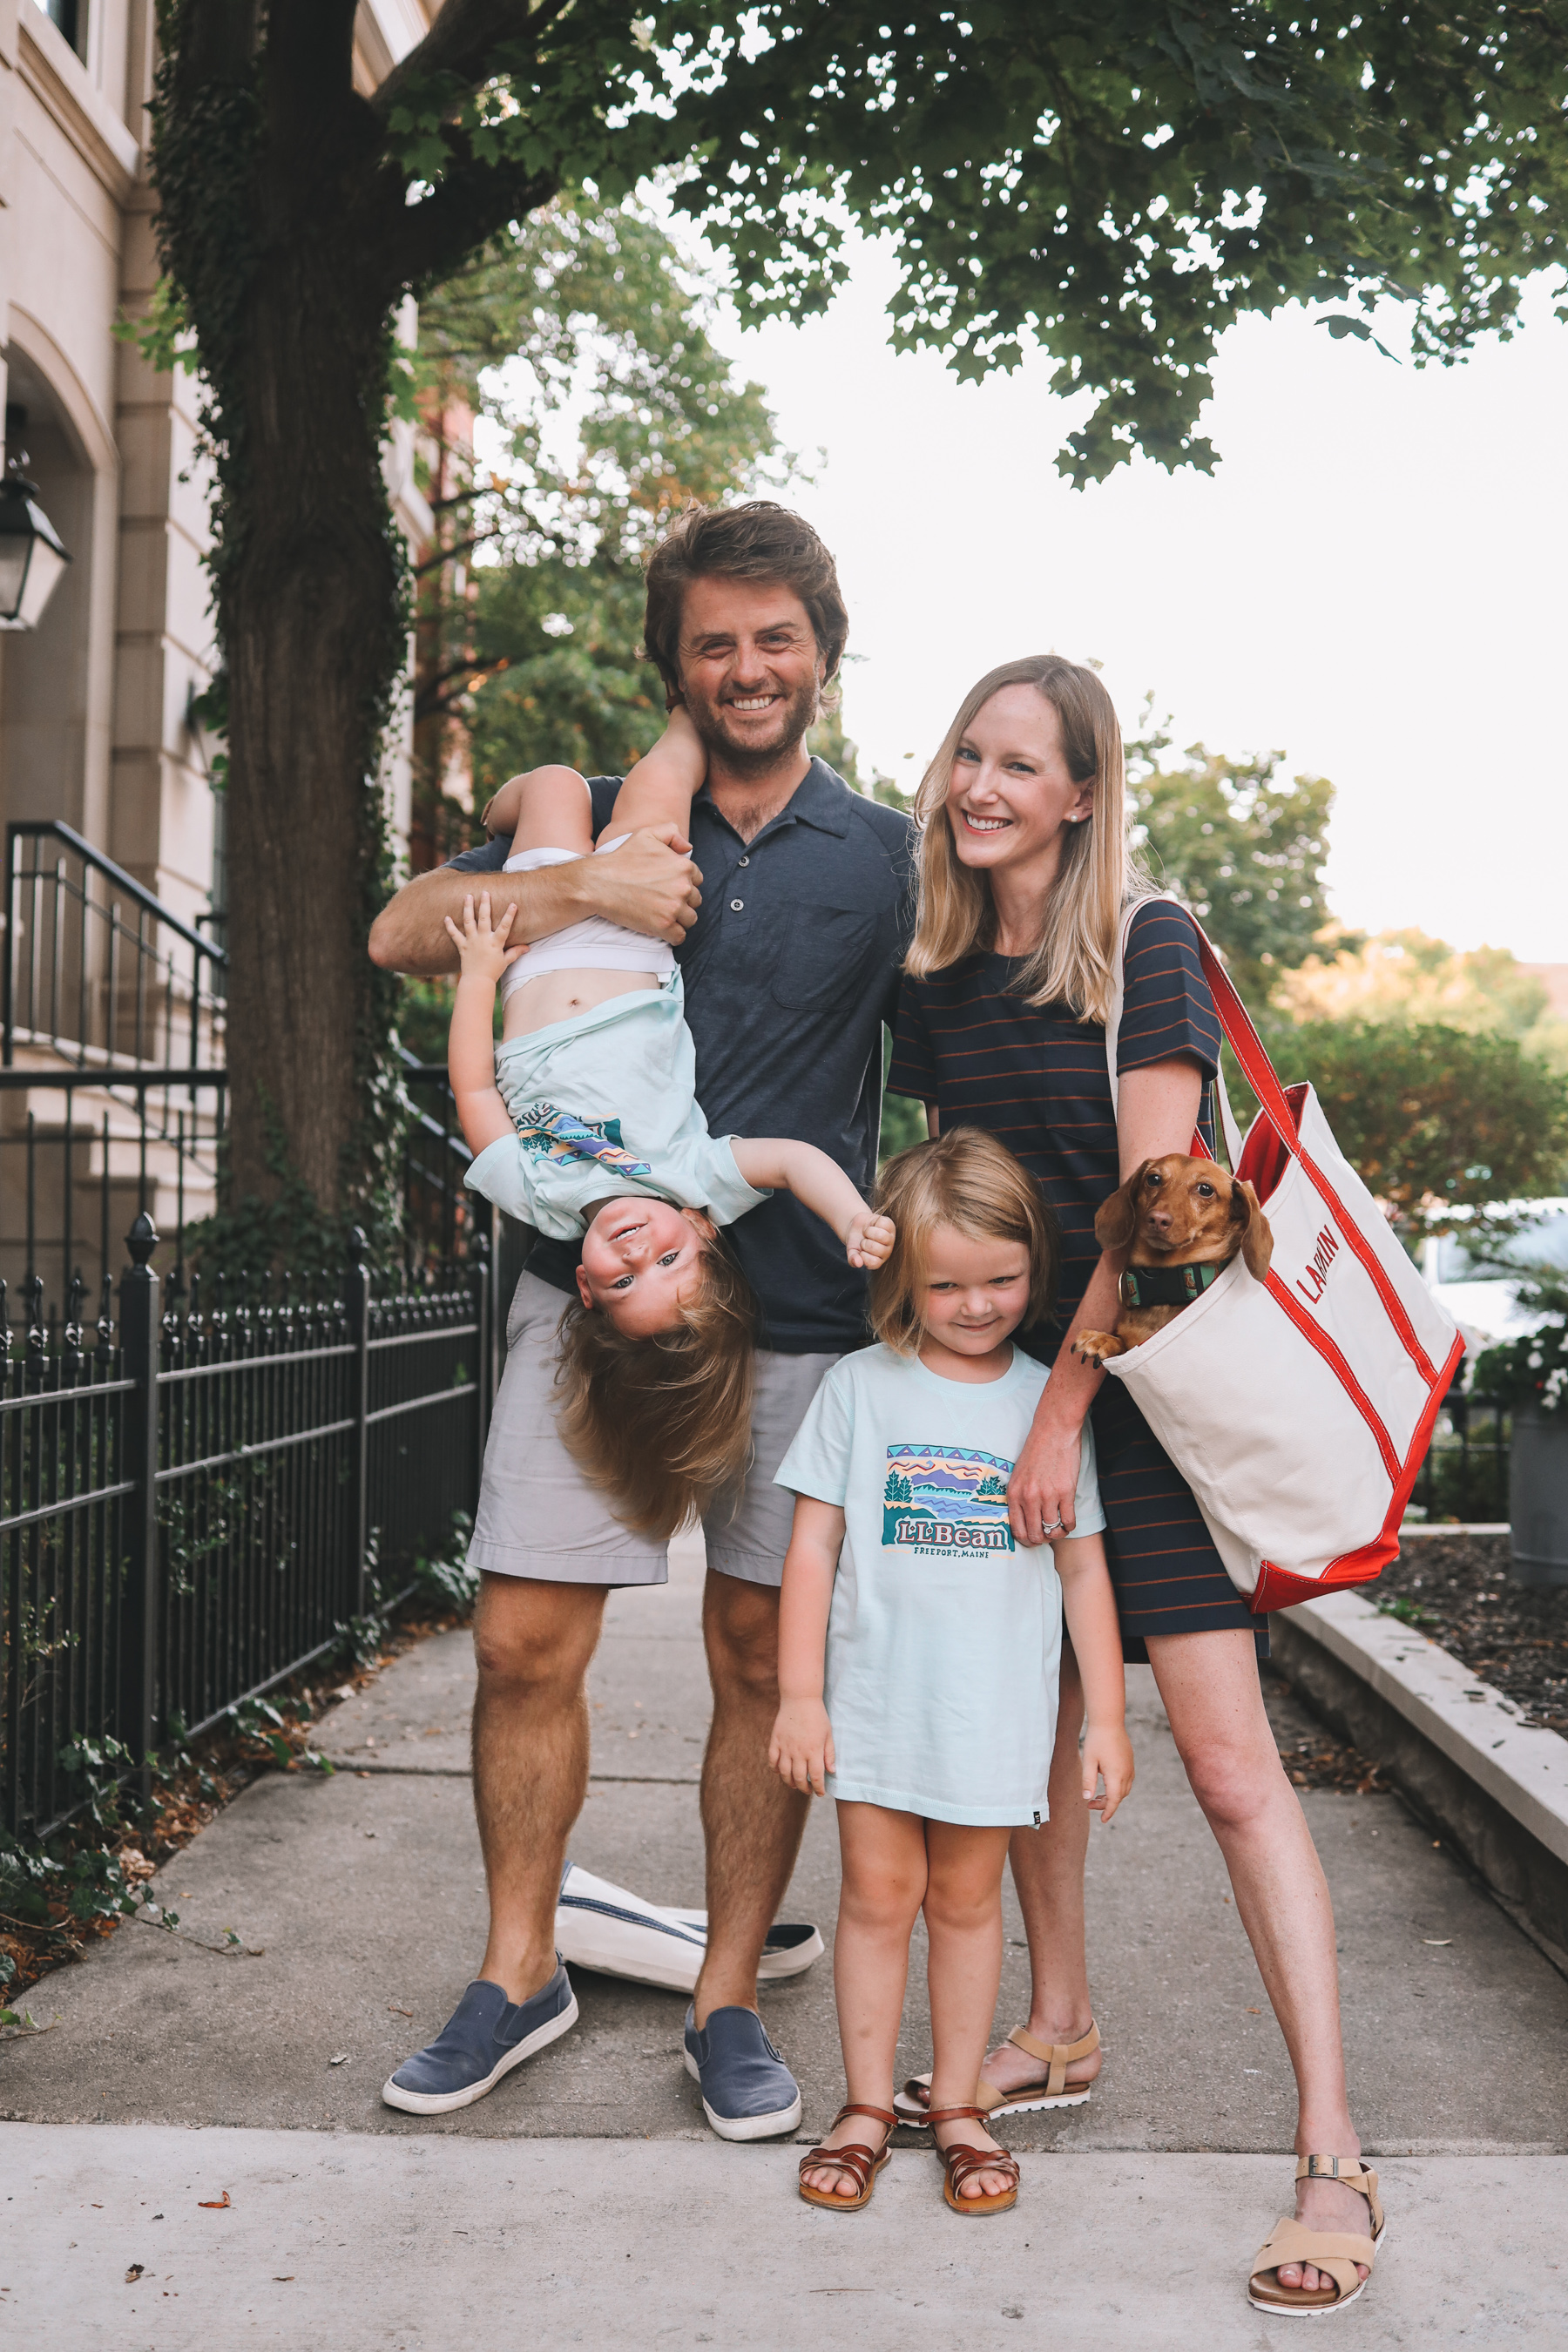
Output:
[3, 819, 228, 1075]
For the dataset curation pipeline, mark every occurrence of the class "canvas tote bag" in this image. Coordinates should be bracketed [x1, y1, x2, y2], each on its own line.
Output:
[1100, 897, 1463, 1610]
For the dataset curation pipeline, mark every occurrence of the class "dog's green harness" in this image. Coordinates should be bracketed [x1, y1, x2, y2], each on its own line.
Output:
[1119, 1261, 1226, 1309]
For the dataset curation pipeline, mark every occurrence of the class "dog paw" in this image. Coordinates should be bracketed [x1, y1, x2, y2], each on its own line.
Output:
[1073, 1330, 1125, 1366]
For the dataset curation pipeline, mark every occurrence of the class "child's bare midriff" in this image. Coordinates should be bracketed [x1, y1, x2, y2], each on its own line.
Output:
[500, 964, 659, 1040]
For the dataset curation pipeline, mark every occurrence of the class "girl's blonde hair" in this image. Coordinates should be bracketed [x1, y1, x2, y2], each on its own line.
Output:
[869, 1127, 1058, 1356]
[906, 654, 1145, 1024]
[554, 1234, 757, 1539]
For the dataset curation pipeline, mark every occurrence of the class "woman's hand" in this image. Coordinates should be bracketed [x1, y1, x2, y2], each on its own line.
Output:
[769, 1698, 835, 1796]
[845, 1208, 896, 1270]
[1006, 1409, 1083, 1547]
[1081, 1721, 1134, 1826]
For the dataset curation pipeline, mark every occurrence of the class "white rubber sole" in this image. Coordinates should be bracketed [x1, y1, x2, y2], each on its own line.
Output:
[381, 1988, 579, 2115]
[893, 2079, 1092, 2125]
[1247, 2222, 1387, 2318]
[683, 2046, 803, 2141]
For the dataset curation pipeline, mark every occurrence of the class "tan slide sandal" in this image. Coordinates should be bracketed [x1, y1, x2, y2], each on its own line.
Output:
[1249, 2156, 1386, 2316]
[926, 2105, 1021, 2216]
[796, 2104, 897, 2212]
[894, 2020, 1100, 2124]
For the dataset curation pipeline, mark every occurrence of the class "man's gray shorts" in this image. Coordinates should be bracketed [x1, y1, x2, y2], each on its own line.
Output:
[466, 1271, 841, 1589]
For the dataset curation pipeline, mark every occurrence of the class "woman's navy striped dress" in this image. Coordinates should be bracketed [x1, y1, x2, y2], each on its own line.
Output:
[888, 898, 1267, 1662]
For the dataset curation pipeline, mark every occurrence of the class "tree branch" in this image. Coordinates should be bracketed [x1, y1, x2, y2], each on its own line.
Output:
[386, 150, 560, 291]
[371, 0, 538, 124]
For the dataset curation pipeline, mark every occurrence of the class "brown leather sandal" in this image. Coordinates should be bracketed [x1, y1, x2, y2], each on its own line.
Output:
[925, 2105, 1022, 2217]
[796, 2104, 897, 2212]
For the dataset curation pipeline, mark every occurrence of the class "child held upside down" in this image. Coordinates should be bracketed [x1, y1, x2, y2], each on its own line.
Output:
[444, 708, 895, 1535]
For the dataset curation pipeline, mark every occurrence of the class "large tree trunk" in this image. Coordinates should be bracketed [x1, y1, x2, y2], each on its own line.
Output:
[222, 246, 402, 1214]
[150, 1, 557, 1228]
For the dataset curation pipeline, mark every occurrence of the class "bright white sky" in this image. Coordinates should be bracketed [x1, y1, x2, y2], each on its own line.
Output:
[709, 240, 1567, 964]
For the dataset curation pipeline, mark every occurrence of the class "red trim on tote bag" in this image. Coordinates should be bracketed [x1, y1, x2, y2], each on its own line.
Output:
[1249, 1328, 1464, 1613]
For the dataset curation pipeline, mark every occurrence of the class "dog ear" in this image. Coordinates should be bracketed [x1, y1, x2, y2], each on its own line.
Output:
[1095, 1160, 1151, 1251]
[1229, 1179, 1274, 1281]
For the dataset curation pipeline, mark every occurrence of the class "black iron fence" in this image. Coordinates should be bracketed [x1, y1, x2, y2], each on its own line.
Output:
[1409, 1386, 1510, 1524]
[3, 1214, 493, 1841]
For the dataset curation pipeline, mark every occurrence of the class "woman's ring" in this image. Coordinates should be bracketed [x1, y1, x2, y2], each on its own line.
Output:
[1043, 1517, 1064, 1534]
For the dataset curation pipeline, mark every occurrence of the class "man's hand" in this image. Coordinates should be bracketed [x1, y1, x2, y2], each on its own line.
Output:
[769, 1697, 835, 1797]
[845, 1209, 896, 1271]
[368, 825, 703, 977]
[588, 824, 702, 943]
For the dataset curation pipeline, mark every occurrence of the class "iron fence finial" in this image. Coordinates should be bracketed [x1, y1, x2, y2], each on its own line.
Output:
[126, 1211, 158, 1267]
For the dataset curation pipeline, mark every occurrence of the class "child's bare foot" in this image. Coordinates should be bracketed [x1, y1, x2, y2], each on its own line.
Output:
[799, 2107, 894, 2200]
[931, 2112, 1014, 2201]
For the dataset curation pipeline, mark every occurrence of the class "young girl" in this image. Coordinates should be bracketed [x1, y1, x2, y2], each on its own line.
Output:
[443, 711, 894, 1537]
[769, 1125, 1133, 2215]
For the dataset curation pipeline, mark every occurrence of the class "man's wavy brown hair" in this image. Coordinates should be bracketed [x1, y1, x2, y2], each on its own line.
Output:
[554, 1233, 758, 1539]
[641, 501, 848, 703]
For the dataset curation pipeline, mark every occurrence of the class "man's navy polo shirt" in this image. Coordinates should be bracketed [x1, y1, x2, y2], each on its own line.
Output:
[447, 759, 916, 1351]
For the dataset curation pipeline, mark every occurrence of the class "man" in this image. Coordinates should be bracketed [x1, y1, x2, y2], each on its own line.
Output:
[368, 503, 914, 2136]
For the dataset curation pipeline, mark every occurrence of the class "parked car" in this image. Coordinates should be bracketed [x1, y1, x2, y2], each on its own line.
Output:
[1421, 1200, 1568, 1358]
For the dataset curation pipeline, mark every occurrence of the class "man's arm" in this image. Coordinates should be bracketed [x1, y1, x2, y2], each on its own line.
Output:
[368, 825, 704, 978]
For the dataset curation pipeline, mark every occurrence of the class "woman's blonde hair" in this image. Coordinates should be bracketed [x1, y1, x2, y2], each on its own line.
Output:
[554, 1234, 757, 1540]
[869, 1127, 1058, 1356]
[906, 654, 1145, 1024]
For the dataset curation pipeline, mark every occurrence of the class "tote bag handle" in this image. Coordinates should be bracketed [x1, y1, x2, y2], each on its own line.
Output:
[1111, 897, 1441, 1387]
[1104, 895, 1244, 1167]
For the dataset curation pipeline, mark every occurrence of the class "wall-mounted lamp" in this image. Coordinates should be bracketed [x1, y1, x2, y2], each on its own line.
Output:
[0, 409, 71, 632]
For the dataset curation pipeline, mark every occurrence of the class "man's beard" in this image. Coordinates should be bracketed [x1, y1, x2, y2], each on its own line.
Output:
[684, 674, 820, 777]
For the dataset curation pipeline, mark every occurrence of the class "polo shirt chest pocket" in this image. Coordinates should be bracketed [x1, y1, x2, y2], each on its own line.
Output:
[771, 899, 878, 1010]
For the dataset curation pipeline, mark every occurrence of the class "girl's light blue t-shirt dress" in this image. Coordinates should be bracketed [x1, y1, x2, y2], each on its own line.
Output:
[775, 1342, 1105, 1828]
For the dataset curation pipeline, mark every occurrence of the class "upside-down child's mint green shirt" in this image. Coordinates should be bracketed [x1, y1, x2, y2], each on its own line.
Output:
[775, 1342, 1106, 1828]
[463, 971, 770, 1241]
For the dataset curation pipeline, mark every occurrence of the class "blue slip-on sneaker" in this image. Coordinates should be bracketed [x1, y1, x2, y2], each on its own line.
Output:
[683, 2003, 802, 2141]
[382, 1965, 578, 2115]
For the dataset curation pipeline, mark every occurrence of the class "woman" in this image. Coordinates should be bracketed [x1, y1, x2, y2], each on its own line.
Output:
[887, 657, 1380, 2316]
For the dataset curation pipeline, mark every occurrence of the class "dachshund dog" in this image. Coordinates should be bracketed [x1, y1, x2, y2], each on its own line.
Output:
[1072, 1154, 1274, 1367]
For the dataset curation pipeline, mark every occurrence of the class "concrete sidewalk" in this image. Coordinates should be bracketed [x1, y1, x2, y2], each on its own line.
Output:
[4, 1536, 1568, 2342]
[7, 2129, 1565, 2349]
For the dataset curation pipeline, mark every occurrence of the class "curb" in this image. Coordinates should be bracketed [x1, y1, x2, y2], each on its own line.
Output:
[1272, 1589, 1568, 1967]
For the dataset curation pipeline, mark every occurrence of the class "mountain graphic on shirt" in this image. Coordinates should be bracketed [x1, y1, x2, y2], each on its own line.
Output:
[511, 1099, 653, 1179]
[882, 1443, 1015, 1553]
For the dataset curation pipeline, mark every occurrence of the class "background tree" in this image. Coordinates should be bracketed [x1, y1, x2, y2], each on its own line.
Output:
[145, 2, 1568, 1247]
[1277, 929, 1568, 1073]
[1125, 706, 1335, 1005]
[1273, 1022, 1568, 1238]
[415, 187, 789, 836]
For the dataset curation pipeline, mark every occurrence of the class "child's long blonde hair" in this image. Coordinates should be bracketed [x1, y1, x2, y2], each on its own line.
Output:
[869, 1128, 1058, 1355]
[905, 654, 1145, 1025]
[554, 1234, 757, 1538]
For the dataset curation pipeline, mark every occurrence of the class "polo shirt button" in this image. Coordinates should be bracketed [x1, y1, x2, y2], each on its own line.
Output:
[737, 855, 750, 867]
[729, 898, 745, 911]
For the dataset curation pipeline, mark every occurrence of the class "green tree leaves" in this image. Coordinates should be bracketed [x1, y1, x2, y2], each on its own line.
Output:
[1126, 706, 1335, 1004]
